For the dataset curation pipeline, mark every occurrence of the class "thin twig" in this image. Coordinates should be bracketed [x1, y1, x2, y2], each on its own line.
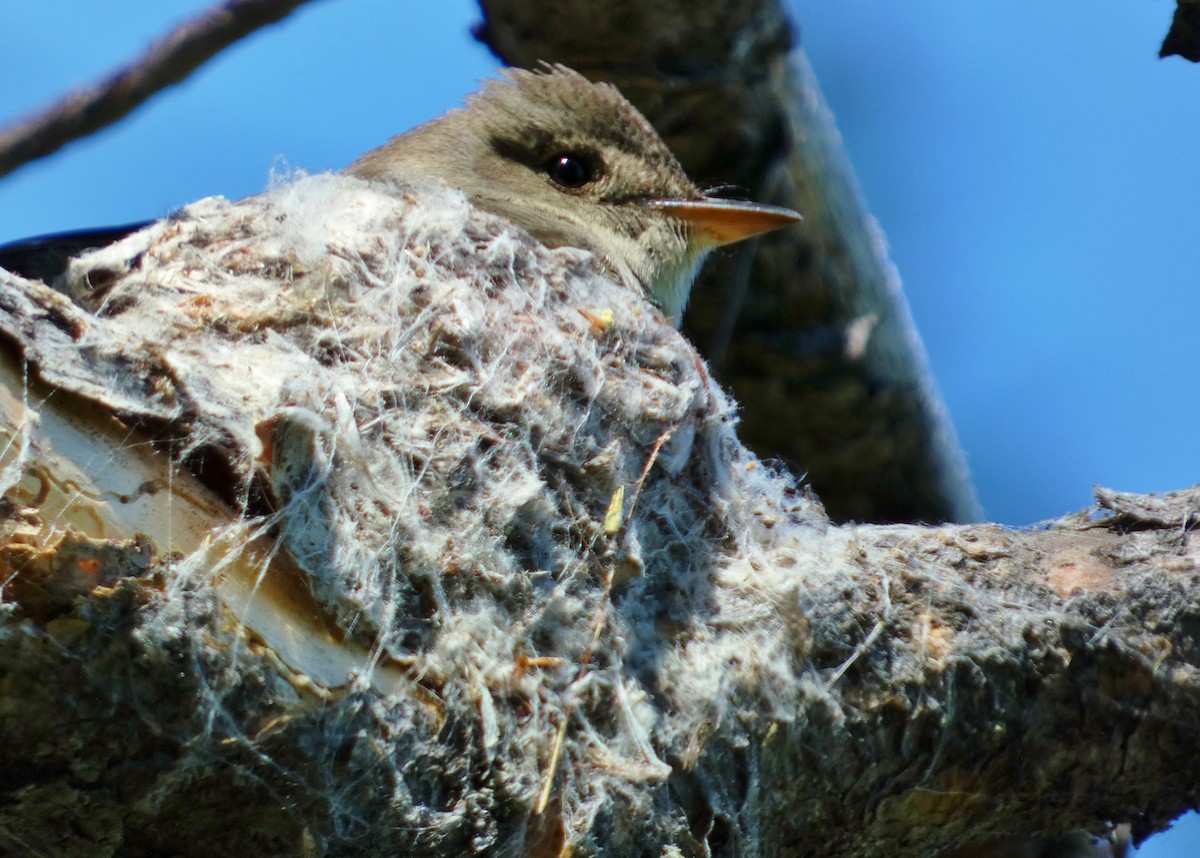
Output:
[534, 430, 675, 815]
[0, 0, 322, 179]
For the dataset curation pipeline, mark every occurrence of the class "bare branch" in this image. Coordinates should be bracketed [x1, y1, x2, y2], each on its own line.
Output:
[0, 0, 321, 179]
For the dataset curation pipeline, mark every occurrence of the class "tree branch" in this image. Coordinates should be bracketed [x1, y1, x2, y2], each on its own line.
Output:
[475, 0, 980, 525]
[0, 176, 1195, 856]
[0, 0, 321, 179]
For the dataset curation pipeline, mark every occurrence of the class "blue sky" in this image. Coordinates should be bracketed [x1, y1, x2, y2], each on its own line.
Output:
[1, 4, 1197, 853]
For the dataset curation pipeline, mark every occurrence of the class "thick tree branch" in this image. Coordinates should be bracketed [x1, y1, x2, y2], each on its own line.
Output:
[0, 0, 320, 179]
[0, 178, 1195, 856]
[475, 0, 980, 525]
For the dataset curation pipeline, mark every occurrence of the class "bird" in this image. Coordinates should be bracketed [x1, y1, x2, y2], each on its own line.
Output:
[0, 65, 799, 322]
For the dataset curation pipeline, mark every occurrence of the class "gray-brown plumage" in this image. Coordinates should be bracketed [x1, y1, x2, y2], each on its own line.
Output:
[350, 65, 799, 320]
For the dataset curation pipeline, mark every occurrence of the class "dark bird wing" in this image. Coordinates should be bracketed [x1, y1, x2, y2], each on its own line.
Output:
[0, 222, 155, 283]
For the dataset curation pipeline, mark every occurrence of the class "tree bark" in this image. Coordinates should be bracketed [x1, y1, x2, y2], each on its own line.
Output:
[0, 178, 1195, 857]
[475, 0, 980, 526]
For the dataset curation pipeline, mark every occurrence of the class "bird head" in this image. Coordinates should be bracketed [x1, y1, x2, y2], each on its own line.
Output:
[349, 65, 799, 322]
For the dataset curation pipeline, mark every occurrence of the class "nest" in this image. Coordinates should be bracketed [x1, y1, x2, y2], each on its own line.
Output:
[0, 173, 826, 855]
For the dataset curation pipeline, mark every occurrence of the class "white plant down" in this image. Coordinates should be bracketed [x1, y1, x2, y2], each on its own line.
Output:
[0, 171, 835, 851]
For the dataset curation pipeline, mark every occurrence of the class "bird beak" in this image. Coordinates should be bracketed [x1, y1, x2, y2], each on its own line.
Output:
[649, 198, 801, 247]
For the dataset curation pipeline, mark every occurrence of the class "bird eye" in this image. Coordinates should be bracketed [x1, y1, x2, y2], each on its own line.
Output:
[545, 153, 595, 189]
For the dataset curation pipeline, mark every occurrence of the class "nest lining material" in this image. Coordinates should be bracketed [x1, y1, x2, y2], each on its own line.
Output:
[5, 172, 828, 849]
